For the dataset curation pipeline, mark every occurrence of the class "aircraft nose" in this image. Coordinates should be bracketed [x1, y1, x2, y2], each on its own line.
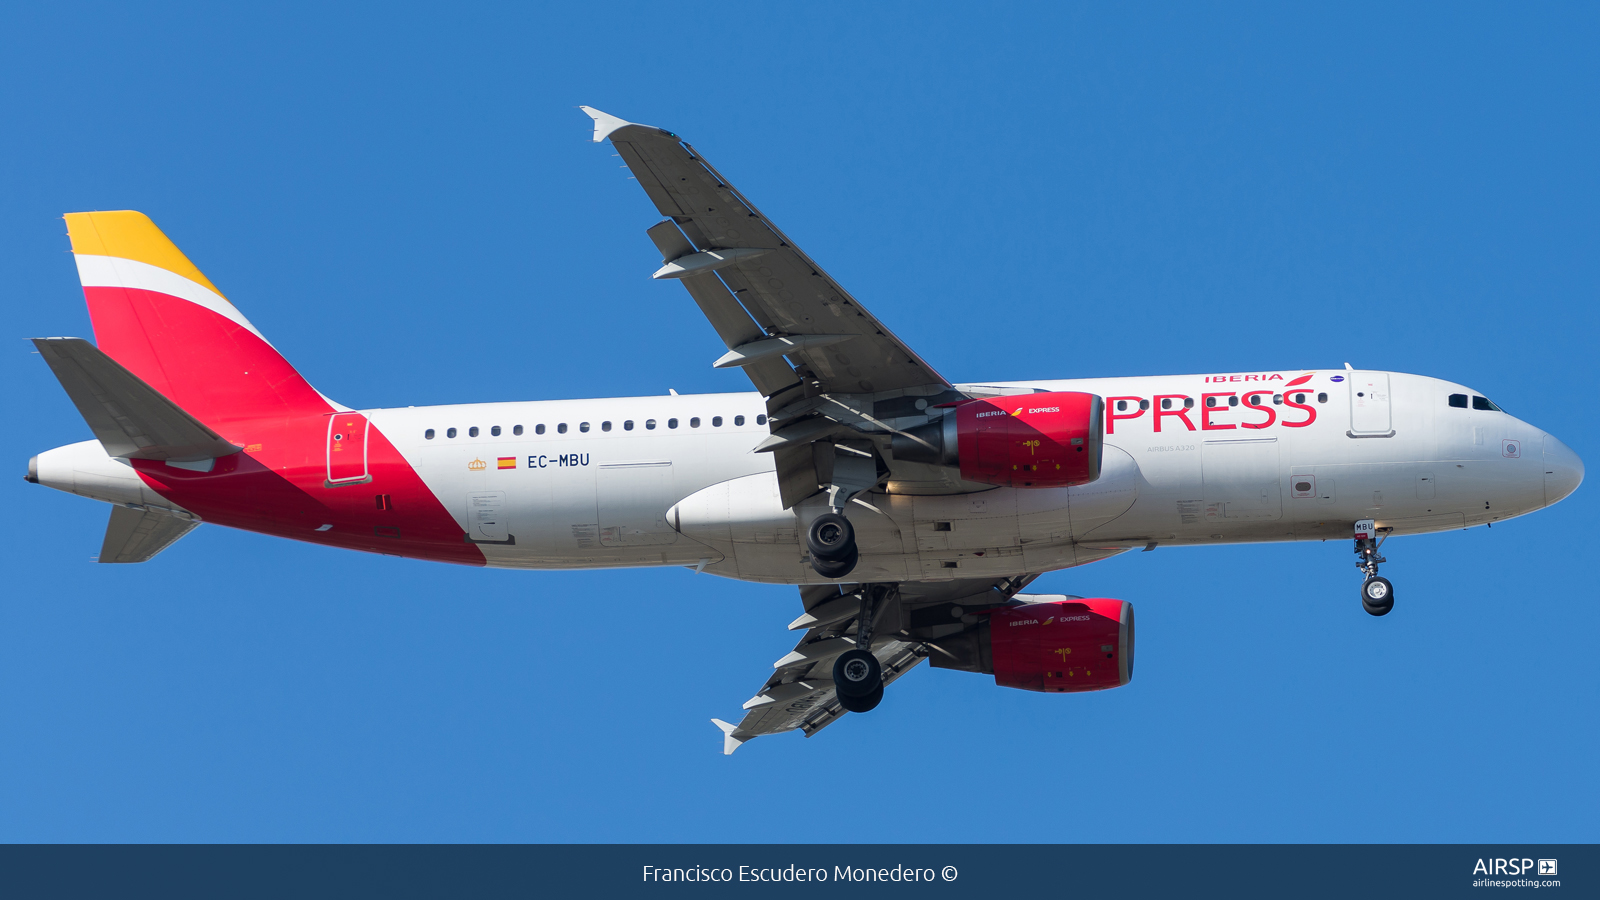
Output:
[1543, 433, 1584, 507]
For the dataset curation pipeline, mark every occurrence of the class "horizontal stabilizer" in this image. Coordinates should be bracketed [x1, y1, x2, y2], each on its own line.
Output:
[33, 337, 240, 461]
[100, 504, 198, 563]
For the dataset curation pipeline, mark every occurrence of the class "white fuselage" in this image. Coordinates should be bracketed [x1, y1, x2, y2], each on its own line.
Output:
[342, 369, 1579, 584]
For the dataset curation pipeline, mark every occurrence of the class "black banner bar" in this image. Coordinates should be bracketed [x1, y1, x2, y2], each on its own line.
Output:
[1, 844, 1591, 899]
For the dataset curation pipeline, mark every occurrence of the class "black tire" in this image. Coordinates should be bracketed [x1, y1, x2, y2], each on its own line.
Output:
[1361, 576, 1395, 616]
[810, 544, 859, 579]
[806, 513, 856, 562]
[832, 648, 882, 698]
[837, 682, 883, 713]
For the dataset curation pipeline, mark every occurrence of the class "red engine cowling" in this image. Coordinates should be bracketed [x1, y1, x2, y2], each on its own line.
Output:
[890, 391, 1104, 488]
[988, 598, 1133, 692]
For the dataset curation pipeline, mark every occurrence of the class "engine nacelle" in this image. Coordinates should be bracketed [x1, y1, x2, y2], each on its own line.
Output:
[925, 597, 1133, 693]
[891, 391, 1104, 488]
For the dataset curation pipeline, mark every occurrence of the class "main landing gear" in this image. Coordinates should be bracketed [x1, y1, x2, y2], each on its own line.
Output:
[807, 444, 876, 579]
[1354, 518, 1395, 616]
[807, 511, 859, 578]
[833, 586, 885, 712]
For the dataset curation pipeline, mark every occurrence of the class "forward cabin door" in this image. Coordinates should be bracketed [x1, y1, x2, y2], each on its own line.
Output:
[326, 413, 371, 485]
[1349, 372, 1394, 436]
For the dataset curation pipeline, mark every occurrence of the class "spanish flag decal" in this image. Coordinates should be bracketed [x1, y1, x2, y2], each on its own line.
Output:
[497, 457, 516, 470]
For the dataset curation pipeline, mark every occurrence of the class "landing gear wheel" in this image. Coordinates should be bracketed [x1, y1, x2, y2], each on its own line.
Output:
[807, 512, 856, 561]
[1361, 576, 1394, 616]
[833, 648, 882, 698]
[837, 682, 883, 713]
[809, 544, 859, 579]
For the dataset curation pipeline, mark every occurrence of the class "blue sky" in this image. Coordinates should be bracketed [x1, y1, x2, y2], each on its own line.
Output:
[2, 3, 1596, 842]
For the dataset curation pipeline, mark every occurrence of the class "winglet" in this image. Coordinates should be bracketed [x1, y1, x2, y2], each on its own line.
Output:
[579, 106, 675, 143]
[711, 718, 746, 755]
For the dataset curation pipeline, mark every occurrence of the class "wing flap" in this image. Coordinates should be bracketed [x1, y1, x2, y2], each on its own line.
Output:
[712, 575, 1046, 751]
[644, 220, 800, 397]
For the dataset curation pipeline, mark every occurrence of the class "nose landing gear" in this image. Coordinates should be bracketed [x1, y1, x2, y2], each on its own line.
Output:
[1354, 518, 1395, 616]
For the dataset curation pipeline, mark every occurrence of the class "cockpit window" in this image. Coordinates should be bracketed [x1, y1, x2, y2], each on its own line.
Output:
[1472, 396, 1503, 412]
[1448, 394, 1468, 409]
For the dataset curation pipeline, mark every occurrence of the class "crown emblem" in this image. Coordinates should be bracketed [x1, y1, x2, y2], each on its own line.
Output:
[468, 458, 487, 471]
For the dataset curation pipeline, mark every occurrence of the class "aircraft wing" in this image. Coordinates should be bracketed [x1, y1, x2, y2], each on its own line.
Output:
[582, 107, 950, 402]
[713, 575, 1037, 753]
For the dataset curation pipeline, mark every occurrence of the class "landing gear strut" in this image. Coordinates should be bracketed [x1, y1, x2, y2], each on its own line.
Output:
[1354, 518, 1394, 616]
[807, 443, 876, 579]
[833, 586, 884, 712]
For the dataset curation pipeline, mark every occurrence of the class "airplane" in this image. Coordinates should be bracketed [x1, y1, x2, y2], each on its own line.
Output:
[27, 107, 1584, 753]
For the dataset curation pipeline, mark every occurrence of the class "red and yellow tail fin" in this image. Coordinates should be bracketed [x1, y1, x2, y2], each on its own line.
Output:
[65, 211, 332, 425]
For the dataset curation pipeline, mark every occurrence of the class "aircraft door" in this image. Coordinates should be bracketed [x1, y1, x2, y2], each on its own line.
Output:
[1201, 438, 1282, 521]
[1349, 372, 1394, 436]
[598, 461, 679, 546]
[326, 413, 370, 485]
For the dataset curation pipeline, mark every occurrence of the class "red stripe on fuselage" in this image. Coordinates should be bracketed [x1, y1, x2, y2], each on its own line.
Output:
[84, 284, 482, 564]
[131, 418, 485, 565]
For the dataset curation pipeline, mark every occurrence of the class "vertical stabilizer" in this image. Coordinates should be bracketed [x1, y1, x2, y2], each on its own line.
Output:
[64, 211, 333, 426]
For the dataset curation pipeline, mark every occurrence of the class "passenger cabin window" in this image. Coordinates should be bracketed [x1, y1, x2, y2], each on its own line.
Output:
[1139, 399, 1149, 411]
[734, 415, 745, 426]
[1449, 394, 1469, 408]
[447, 427, 458, 438]
[1272, 394, 1283, 405]
[425, 429, 435, 439]
[690, 417, 701, 428]
[491, 425, 501, 436]
[712, 416, 723, 427]
[646, 419, 657, 430]
[1161, 398, 1172, 410]
[469, 426, 479, 437]
[579, 422, 591, 433]
[513, 425, 523, 435]
[1473, 396, 1503, 412]
[1317, 393, 1328, 403]
[1293, 393, 1307, 403]
[624, 420, 634, 431]
[535, 424, 546, 434]
[557, 423, 568, 434]
[601, 421, 612, 432]
[1116, 400, 1128, 412]
[756, 414, 768, 425]
[668, 418, 679, 429]
[1183, 397, 1194, 409]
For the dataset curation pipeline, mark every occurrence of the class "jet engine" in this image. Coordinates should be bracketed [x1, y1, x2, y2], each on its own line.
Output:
[891, 392, 1104, 488]
[924, 597, 1133, 693]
